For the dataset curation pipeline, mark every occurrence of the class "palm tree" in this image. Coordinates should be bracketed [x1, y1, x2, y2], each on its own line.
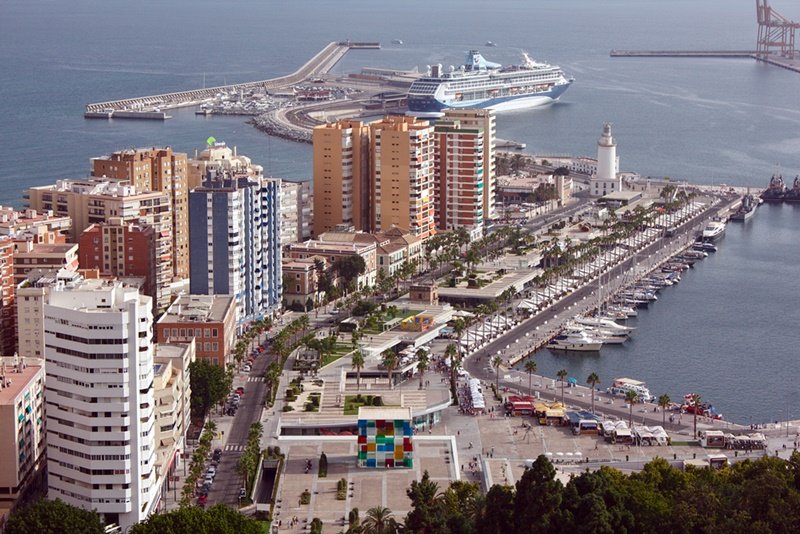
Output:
[416, 349, 429, 390]
[587, 372, 600, 414]
[690, 393, 701, 438]
[492, 355, 504, 394]
[556, 369, 568, 405]
[524, 360, 537, 396]
[444, 343, 459, 404]
[362, 506, 401, 534]
[352, 350, 365, 392]
[625, 390, 639, 429]
[658, 394, 671, 427]
[381, 350, 398, 390]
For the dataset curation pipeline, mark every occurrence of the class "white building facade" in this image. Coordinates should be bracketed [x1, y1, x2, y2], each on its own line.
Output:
[44, 279, 159, 531]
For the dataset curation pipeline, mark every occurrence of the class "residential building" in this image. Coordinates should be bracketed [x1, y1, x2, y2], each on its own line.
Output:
[79, 218, 170, 312]
[370, 116, 436, 238]
[91, 147, 189, 279]
[286, 238, 377, 291]
[188, 142, 260, 189]
[281, 257, 322, 311]
[0, 359, 45, 523]
[312, 120, 370, 236]
[25, 178, 174, 282]
[0, 239, 14, 356]
[188, 168, 281, 324]
[433, 118, 485, 233]
[16, 269, 82, 359]
[44, 279, 159, 531]
[590, 123, 623, 197]
[280, 180, 313, 245]
[152, 342, 193, 489]
[155, 295, 236, 367]
[441, 108, 496, 220]
[11, 241, 79, 285]
[0, 206, 71, 244]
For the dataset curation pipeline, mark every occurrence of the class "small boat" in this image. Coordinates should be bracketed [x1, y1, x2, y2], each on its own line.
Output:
[607, 378, 656, 403]
[485, 40, 497, 47]
[548, 330, 603, 351]
[701, 220, 726, 242]
[692, 242, 717, 253]
[391, 39, 404, 45]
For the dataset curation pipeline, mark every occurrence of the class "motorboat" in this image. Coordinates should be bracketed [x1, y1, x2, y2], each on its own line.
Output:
[548, 330, 603, 351]
[607, 378, 656, 403]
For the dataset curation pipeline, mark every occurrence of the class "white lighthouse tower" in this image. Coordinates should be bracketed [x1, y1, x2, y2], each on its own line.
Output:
[591, 123, 621, 197]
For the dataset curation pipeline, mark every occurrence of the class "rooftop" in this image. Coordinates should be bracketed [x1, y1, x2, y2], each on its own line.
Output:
[158, 294, 235, 324]
[358, 406, 412, 421]
[0, 362, 43, 405]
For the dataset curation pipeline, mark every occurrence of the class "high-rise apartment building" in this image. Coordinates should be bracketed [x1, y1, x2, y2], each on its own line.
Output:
[44, 278, 159, 531]
[440, 109, 497, 221]
[156, 295, 236, 367]
[280, 180, 313, 245]
[0, 206, 72, 244]
[16, 268, 82, 359]
[26, 178, 173, 296]
[312, 121, 370, 236]
[370, 116, 436, 238]
[79, 218, 170, 312]
[433, 119, 485, 232]
[188, 167, 282, 324]
[152, 343, 193, 485]
[0, 238, 14, 356]
[91, 147, 189, 279]
[0, 358, 46, 522]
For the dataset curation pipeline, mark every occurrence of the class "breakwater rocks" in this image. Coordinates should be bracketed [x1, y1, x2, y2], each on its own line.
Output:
[248, 112, 312, 144]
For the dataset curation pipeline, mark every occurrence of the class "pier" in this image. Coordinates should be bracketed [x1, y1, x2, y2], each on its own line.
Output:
[84, 41, 379, 119]
[610, 50, 758, 58]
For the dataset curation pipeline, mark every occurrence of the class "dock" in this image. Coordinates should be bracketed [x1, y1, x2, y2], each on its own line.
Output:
[610, 50, 758, 58]
[84, 41, 380, 119]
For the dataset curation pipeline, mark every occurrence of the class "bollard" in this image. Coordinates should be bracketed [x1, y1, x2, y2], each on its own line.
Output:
[693, 453, 696, 459]
[673, 454, 676, 460]
[625, 455, 629, 462]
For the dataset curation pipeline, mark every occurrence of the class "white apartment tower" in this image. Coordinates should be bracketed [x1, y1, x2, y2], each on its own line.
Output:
[44, 279, 158, 531]
[590, 123, 622, 197]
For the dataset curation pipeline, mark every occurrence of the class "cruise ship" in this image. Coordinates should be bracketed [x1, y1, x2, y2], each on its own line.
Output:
[406, 50, 573, 117]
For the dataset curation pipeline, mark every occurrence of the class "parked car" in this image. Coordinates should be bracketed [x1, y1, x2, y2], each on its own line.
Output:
[204, 474, 214, 485]
[239, 487, 246, 498]
[235, 387, 245, 395]
[206, 466, 217, 478]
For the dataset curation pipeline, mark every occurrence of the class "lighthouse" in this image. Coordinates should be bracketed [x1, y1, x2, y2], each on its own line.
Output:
[591, 123, 621, 197]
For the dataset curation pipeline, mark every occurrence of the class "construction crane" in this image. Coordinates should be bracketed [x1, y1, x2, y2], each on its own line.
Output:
[756, 0, 800, 59]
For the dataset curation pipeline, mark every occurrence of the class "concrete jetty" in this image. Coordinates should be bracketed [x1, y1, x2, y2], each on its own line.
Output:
[84, 41, 379, 119]
[610, 50, 758, 58]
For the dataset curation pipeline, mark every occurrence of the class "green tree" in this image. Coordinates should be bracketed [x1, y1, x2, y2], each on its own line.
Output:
[445, 343, 459, 405]
[690, 393, 701, 439]
[381, 350, 398, 390]
[189, 359, 232, 417]
[658, 394, 671, 427]
[557, 369, 568, 406]
[477, 485, 515, 534]
[587, 372, 600, 414]
[404, 471, 444, 532]
[524, 359, 537, 396]
[362, 506, 402, 534]
[334, 255, 367, 293]
[4, 499, 105, 534]
[129, 503, 263, 534]
[310, 517, 324, 534]
[513, 455, 563, 533]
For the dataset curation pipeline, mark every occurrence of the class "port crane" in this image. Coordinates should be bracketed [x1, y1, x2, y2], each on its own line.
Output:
[756, 0, 800, 59]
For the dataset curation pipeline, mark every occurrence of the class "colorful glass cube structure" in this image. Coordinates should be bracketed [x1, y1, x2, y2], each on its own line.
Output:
[357, 406, 413, 469]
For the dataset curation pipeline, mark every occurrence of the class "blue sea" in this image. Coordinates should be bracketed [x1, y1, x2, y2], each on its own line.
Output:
[1, 0, 799, 422]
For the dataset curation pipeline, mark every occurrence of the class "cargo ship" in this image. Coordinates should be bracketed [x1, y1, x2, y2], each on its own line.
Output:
[406, 50, 573, 117]
[760, 174, 786, 203]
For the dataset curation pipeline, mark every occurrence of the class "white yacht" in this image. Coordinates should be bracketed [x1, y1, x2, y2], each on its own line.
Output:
[548, 330, 603, 351]
[701, 220, 726, 242]
[574, 316, 635, 334]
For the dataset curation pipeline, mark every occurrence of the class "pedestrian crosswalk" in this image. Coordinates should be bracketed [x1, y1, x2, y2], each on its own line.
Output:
[247, 376, 265, 382]
[224, 444, 245, 452]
